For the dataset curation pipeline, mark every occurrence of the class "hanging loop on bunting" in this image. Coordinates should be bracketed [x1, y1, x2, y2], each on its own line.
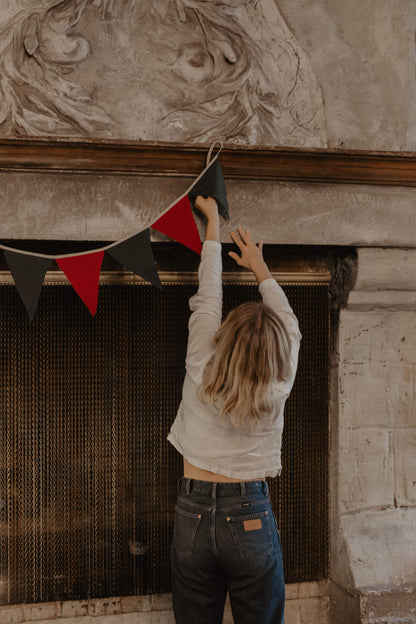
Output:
[206, 140, 224, 167]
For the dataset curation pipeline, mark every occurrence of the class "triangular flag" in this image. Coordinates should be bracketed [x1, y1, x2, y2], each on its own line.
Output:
[151, 195, 202, 255]
[3, 250, 52, 321]
[188, 158, 229, 220]
[107, 229, 162, 290]
[57, 251, 104, 315]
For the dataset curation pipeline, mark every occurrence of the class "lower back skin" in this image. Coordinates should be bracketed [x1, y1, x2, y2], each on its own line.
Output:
[183, 458, 264, 482]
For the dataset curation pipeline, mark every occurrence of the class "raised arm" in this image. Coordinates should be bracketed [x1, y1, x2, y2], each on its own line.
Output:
[229, 228, 302, 371]
[185, 197, 222, 384]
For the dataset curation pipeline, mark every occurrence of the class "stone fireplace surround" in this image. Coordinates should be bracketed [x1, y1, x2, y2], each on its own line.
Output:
[0, 150, 416, 624]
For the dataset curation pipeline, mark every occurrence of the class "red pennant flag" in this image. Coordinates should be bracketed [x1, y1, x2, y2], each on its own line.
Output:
[151, 195, 202, 255]
[57, 251, 104, 315]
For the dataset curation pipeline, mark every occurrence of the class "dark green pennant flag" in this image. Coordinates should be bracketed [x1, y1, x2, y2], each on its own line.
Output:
[3, 250, 52, 321]
[188, 159, 229, 220]
[107, 229, 162, 290]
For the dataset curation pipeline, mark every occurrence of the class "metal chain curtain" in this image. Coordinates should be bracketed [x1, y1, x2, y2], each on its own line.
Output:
[0, 280, 329, 605]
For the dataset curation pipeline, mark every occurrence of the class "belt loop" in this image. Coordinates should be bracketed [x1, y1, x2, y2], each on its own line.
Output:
[262, 480, 268, 496]
[185, 479, 191, 495]
[240, 481, 246, 499]
[211, 482, 217, 501]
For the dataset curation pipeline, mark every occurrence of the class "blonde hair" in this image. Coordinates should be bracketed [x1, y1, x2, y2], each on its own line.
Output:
[201, 301, 292, 428]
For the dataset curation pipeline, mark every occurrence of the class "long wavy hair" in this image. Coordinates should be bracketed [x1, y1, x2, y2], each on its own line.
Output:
[201, 301, 292, 428]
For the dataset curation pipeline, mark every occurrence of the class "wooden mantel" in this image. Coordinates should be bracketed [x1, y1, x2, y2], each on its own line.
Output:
[1, 138, 416, 187]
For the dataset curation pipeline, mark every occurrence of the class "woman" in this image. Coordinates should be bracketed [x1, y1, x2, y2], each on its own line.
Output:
[167, 196, 301, 624]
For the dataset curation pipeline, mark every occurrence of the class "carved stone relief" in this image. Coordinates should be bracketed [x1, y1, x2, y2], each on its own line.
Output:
[0, 0, 327, 146]
[0, 1, 112, 136]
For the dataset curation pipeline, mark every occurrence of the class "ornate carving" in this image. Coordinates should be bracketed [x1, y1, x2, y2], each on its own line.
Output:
[0, 0, 111, 136]
[0, 0, 326, 146]
[158, 0, 327, 145]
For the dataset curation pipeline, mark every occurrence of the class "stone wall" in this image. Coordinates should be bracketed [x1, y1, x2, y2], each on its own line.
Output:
[331, 249, 416, 623]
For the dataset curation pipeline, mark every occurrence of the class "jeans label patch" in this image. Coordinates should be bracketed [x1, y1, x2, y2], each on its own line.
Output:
[243, 518, 262, 531]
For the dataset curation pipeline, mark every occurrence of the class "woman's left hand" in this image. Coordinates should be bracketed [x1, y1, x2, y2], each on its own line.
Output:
[229, 227, 271, 283]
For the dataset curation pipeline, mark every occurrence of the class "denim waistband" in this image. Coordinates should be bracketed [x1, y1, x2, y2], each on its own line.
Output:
[177, 477, 268, 498]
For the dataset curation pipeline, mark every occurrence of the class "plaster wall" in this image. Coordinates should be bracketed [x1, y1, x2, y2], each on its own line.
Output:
[1, 172, 416, 249]
[276, 0, 416, 150]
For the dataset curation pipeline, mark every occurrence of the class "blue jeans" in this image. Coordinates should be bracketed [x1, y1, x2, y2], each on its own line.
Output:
[170, 478, 285, 624]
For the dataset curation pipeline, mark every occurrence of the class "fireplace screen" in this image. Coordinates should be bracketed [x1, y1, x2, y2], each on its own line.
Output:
[0, 278, 329, 605]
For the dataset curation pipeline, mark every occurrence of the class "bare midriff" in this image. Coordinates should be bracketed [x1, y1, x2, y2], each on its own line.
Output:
[183, 458, 264, 482]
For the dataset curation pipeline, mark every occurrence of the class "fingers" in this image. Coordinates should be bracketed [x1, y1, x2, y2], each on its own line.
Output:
[196, 194, 210, 203]
[240, 228, 254, 244]
[195, 196, 218, 213]
[230, 230, 244, 250]
[230, 227, 258, 248]
[228, 251, 241, 265]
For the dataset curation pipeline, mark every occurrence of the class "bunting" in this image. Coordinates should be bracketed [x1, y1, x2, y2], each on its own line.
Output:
[3, 250, 52, 321]
[0, 146, 227, 320]
[188, 158, 229, 220]
[151, 196, 202, 255]
[57, 251, 104, 316]
[107, 229, 162, 290]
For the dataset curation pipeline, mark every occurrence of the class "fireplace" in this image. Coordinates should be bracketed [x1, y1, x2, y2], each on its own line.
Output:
[0, 244, 332, 608]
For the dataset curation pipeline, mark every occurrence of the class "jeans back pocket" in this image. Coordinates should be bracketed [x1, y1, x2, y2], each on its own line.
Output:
[173, 506, 202, 557]
[226, 510, 273, 560]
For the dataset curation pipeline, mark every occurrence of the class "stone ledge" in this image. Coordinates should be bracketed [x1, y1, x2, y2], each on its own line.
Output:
[341, 508, 416, 589]
[361, 585, 416, 621]
[354, 249, 416, 292]
[347, 291, 416, 310]
[2, 172, 416, 247]
[330, 583, 361, 624]
[286, 580, 330, 600]
[330, 583, 416, 624]
[366, 618, 416, 624]
[0, 607, 174, 624]
[0, 582, 331, 623]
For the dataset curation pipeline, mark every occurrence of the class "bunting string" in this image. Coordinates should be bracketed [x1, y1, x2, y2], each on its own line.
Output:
[206, 140, 223, 167]
[0, 142, 228, 319]
[0, 141, 225, 260]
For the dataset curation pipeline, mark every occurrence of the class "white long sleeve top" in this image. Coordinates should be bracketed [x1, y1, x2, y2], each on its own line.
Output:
[167, 240, 301, 480]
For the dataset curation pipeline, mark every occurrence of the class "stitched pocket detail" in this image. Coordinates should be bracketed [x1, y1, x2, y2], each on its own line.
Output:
[225, 510, 273, 560]
[173, 506, 202, 556]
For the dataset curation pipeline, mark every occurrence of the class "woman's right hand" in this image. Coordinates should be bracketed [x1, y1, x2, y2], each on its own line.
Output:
[195, 195, 219, 220]
[229, 227, 271, 283]
[195, 196, 220, 242]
